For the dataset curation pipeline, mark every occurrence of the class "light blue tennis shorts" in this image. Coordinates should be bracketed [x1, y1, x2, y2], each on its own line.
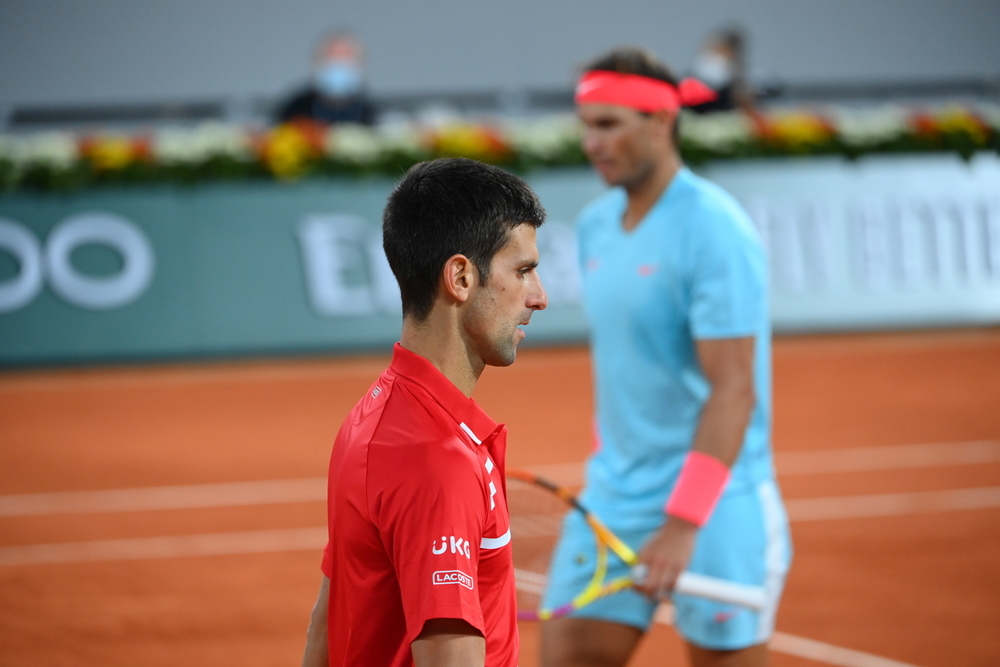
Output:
[541, 480, 792, 650]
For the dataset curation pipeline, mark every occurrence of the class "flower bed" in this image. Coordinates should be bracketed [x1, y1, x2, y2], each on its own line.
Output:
[1, 104, 997, 193]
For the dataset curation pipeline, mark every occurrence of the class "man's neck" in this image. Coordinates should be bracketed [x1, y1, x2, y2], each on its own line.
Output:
[399, 314, 482, 398]
[622, 151, 683, 231]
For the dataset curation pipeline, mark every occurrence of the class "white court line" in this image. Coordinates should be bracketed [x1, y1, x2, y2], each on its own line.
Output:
[770, 632, 921, 667]
[527, 440, 1000, 485]
[2, 440, 999, 518]
[0, 532, 922, 667]
[6, 486, 998, 565]
[786, 487, 1000, 521]
[652, 606, 921, 667]
[0, 478, 327, 517]
[0, 527, 327, 566]
[776, 440, 1000, 475]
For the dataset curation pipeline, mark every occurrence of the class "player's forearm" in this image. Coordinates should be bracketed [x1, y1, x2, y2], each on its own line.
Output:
[411, 619, 485, 667]
[301, 576, 330, 667]
[690, 380, 755, 468]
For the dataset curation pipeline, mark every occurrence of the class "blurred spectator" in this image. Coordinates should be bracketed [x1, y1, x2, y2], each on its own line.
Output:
[687, 27, 755, 115]
[275, 31, 376, 125]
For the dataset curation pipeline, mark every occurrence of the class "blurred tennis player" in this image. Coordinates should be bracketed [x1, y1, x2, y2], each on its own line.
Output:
[301, 158, 548, 667]
[540, 48, 792, 667]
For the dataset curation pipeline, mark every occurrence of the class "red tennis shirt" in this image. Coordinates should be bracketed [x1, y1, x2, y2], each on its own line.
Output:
[320, 343, 517, 667]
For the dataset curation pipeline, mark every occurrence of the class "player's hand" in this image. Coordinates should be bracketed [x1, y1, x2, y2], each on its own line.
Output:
[633, 516, 698, 601]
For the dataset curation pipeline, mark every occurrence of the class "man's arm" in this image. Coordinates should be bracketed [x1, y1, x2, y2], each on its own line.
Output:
[636, 336, 756, 596]
[411, 618, 485, 667]
[301, 575, 330, 667]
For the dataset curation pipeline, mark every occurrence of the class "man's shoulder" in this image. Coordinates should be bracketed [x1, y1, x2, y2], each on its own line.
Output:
[670, 170, 759, 240]
[578, 188, 624, 231]
[673, 170, 743, 215]
[334, 373, 482, 489]
[369, 377, 479, 462]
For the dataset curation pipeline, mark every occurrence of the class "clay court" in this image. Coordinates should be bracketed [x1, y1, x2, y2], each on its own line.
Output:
[1, 328, 999, 666]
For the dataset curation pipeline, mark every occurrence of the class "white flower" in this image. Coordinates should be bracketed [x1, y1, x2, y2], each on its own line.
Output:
[679, 111, 753, 150]
[0, 132, 78, 169]
[373, 120, 426, 155]
[976, 103, 1000, 131]
[506, 114, 580, 160]
[829, 106, 909, 146]
[152, 123, 251, 163]
[324, 124, 383, 162]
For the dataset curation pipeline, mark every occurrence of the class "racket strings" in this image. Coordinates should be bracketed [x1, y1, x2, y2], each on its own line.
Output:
[505, 476, 572, 613]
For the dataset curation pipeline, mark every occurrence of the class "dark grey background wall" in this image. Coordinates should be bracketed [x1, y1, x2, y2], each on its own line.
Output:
[1, 0, 999, 108]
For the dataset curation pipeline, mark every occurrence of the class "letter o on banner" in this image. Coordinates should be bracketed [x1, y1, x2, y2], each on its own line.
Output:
[45, 213, 155, 309]
[0, 218, 45, 313]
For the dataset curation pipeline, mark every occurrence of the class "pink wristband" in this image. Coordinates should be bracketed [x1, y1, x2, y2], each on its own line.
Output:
[665, 452, 731, 526]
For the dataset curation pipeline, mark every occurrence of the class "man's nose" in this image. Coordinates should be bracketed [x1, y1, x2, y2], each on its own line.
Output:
[529, 275, 548, 311]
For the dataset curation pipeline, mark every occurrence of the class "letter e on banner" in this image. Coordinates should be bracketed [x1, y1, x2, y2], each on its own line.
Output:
[297, 214, 376, 316]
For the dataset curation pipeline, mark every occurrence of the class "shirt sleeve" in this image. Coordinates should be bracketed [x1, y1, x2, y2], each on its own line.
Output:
[320, 541, 332, 577]
[369, 437, 489, 645]
[688, 205, 768, 340]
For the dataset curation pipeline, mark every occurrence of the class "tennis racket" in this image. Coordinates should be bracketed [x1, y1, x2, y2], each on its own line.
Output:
[506, 468, 768, 621]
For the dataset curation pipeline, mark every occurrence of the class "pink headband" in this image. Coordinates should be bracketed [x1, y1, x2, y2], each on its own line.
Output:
[575, 70, 718, 112]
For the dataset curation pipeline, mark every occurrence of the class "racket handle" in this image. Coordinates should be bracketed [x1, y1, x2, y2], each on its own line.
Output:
[675, 572, 768, 611]
[631, 565, 766, 611]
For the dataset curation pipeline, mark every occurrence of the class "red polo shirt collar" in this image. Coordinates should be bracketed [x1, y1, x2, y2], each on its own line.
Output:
[388, 342, 499, 443]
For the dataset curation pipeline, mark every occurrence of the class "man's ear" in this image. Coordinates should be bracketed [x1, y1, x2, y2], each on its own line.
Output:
[440, 254, 477, 304]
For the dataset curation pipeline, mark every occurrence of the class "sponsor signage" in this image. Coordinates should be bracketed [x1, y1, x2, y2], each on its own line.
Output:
[1, 155, 998, 365]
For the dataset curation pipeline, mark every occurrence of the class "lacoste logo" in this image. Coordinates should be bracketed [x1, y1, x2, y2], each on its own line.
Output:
[586, 258, 599, 272]
[432, 536, 471, 559]
[637, 263, 658, 276]
[433, 570, 474, 590]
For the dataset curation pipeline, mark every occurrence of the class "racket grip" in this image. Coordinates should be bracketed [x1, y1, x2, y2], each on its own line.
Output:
[675, 572, 768, 611]
[631, 565, 766, 611]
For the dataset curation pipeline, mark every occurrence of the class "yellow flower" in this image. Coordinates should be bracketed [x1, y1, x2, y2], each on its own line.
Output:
[934, 108, 989, 144]
[431, 124, 511, 162]
[261, 124, 319, 180]
[762, 112, 834, 149]
[82, 135, 136, 170]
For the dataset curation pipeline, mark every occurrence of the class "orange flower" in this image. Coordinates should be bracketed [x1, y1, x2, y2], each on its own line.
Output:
[933, 108, 990, 144]
[79, 134, 152, 170]
[429, 124, 512, 162]
[258, 122, 324, 179]
[910, 112, 940, 138]
[756, 112, 835, 149]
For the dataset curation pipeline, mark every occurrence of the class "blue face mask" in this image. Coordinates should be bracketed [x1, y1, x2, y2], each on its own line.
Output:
[315, 62, 363, 98]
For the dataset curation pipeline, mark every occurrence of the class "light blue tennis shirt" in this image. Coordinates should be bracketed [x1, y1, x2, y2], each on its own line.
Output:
[576, 167, 774, 532]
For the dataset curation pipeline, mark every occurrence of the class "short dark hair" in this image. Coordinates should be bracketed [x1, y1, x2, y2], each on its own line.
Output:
[382, 158, 546, 320]
[581, 47, 681, 142]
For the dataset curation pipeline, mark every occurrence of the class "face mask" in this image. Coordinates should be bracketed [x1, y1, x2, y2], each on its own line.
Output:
[692, 52, 733, 89]
[315, 62, 363, 98]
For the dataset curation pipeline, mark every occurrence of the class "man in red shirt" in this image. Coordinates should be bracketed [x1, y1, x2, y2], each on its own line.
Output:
[301, 157, 549, 667]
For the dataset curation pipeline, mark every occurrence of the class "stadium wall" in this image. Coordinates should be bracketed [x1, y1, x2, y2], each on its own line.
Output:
[2, 0, 999, 110]
[1, 155, 999, 366]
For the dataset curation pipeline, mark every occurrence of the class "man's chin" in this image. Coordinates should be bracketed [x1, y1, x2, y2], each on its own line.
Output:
[483, 342, 518, 368]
